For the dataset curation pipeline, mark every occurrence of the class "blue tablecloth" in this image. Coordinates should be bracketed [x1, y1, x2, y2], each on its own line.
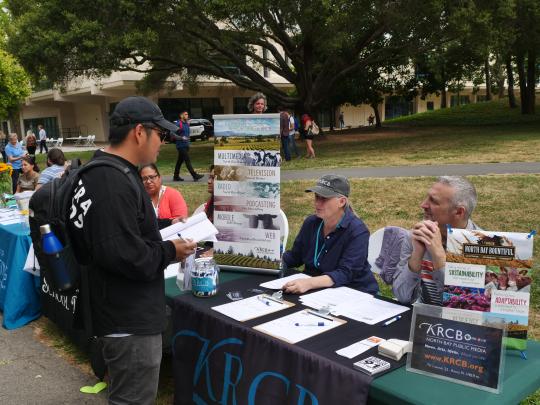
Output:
[0, 222, 41, 329]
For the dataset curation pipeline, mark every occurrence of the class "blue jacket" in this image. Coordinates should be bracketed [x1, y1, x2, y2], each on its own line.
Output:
[173, 120, 190, 149]
[283, 208, 379, 294]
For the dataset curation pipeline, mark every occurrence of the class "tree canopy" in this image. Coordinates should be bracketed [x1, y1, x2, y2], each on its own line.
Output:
[5, 0, 447, 113]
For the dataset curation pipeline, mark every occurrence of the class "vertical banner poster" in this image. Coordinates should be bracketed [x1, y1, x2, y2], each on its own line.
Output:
[443, 229, 534, 351]
[212, 114, 281, 270]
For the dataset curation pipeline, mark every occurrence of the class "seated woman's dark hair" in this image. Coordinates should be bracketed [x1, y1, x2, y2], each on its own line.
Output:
[139, 163, 160, 177]
[22, 155, 40, 172]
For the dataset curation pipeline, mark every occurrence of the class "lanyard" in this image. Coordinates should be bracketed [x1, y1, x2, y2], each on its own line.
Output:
[314, 214, 346, 268]
[152, 186, 166, 216]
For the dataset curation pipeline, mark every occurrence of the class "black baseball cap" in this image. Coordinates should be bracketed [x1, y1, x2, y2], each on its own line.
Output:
[306, 174, 350, 197]
[110, 96, 179, 133]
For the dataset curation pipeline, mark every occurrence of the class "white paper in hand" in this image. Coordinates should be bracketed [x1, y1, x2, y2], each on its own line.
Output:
[260, 273, 312, 290]
[160, 212, 218, 243]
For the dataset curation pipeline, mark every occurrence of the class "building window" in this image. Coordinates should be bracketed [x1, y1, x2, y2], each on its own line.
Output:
[23, 117, 60, 139]
[384, 96, 413, 120]
[450, 95, 470, 107]
[476, 95, 488, 102]
[426, 101, 434, 111]
[158, 98, 223, 122]
[263, 49, 270, 78]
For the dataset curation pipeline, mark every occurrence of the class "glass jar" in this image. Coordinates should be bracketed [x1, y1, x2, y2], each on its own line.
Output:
[191, 257, 219, 297]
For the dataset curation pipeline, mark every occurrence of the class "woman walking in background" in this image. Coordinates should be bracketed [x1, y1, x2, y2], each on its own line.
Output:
[25, 130, 37, 156]
[301, 113, 316, 159]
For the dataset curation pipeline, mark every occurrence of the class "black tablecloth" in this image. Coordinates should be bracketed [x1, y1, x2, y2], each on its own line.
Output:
[171, 273, 411, 404]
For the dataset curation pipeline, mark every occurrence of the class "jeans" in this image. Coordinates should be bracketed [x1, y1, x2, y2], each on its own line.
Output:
[289, 133, 300, 157]
[11, 168, 21, 193]
[174, 147, 197, 178]
[39, 139, 48, 154]
[281, 135, 291, 161]
[101, 334, 162, 405]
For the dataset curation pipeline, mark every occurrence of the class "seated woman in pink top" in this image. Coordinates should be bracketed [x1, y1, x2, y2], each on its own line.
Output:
[139, 163, 188, 229]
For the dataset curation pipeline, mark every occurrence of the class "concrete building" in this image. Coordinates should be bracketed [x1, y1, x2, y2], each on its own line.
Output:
[3, 70, 498, 141]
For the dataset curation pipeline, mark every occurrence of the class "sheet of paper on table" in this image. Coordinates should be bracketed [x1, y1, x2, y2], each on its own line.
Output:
[259, 273, 312, 290]
[253, 310, 346, 344]
[0, 217, 23, 225]
[336, 336, 386, 359]
[0, 209, 23, 225]
[160, 212, 218, 243]
[300, 286, 409, 325]
[212, 294, 295, 322]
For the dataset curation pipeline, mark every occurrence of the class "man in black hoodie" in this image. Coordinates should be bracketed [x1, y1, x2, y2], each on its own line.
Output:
[68, 96, 196, 404]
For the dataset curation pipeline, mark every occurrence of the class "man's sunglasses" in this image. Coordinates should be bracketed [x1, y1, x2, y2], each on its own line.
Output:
[142, 124, 169, 142]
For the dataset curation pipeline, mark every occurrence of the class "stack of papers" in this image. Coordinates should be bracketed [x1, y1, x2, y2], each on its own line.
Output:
[0, 208, 23, 225]
[300, 287, 409, 325]
[160, 212, 218, 243]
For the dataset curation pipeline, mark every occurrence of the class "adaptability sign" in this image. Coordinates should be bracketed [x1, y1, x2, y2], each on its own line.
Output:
[408, 313, 504, 392]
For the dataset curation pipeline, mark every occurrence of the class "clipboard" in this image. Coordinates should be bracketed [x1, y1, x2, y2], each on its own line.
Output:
[253, 310, 347, 344]
[212, 294, 295, 322]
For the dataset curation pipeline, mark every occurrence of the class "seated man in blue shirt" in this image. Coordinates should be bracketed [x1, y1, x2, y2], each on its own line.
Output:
[36, 148, 66, 189]
[282, 174, 379, 295]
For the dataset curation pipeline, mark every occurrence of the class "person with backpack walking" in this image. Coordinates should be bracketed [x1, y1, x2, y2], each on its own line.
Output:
[301, 113, 317, 159]
[289, 111, 300, 158]
[67, 96, 197, 404]
[172, 111, 204, 182]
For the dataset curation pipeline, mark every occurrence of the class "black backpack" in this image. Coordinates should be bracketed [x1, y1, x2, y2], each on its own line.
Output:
[29, 155, 142, 380]
[29, 155, 142, 288]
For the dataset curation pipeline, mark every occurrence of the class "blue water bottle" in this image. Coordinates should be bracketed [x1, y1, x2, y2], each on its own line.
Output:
[40, 224, 74, 291]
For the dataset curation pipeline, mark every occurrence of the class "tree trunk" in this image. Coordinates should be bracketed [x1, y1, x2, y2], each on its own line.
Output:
[440, 87, 447, 108]
[484, 58, 492, 101]
[526, 49, 536, 114]
[516, 51, 529, 114]
[506, 55, 517, 108]
[370, 103, 381, 127]
[8, 110, 22, 138]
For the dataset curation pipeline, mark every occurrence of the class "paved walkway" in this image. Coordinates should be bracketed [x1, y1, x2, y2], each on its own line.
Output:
[0, 314, 107, 404]
[162, 161, 540, 184]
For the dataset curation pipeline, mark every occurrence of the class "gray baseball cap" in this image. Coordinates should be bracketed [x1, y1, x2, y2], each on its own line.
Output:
[110, 96, 179, 133]
[305, 174, 350, 198]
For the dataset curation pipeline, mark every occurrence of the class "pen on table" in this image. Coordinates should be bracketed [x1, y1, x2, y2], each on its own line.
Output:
[295, 322, 325, 327]
[383, 315, 402, 327]
[257, 296, 272, 306]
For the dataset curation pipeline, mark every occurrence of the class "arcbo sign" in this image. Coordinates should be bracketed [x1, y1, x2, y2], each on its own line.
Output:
[407, 310, 504, 393]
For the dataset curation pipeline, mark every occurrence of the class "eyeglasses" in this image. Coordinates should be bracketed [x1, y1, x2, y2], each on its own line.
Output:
[141, 174, 160, 183]
[142, 124, 169, 142]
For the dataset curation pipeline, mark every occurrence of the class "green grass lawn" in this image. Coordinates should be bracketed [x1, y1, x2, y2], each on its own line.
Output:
[39, 100, 540, 174]
[386, 98, 540, 126]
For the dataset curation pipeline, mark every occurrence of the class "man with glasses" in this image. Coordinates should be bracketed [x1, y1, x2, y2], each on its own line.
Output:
[68, 96, 197, 404]
[172, 110, 204, 182]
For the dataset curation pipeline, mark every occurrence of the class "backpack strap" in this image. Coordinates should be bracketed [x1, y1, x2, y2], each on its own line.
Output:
[78, 156, 143, 217]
